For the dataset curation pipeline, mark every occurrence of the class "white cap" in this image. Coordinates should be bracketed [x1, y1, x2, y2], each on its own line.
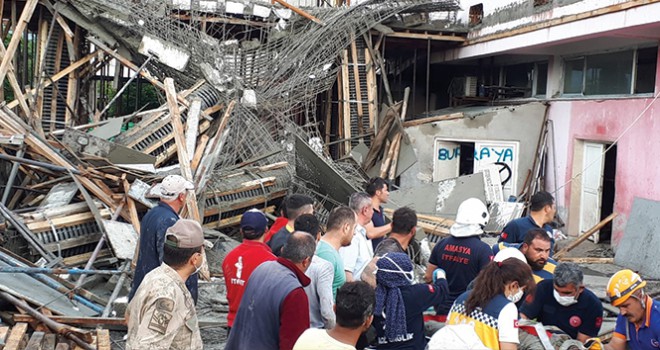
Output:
[493, 247, 526, 264]
[156, 175, 194, 200]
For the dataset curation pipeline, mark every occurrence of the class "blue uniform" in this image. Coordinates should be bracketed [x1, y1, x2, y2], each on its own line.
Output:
[498, 216, 555, 255]
[371, 205, 387, 251]
[492, 242, 556, 283]
[613, 296, 660, 350]
[373, 279, 449, 350]
[429, 236, 493, 315]
[129, 202, 198, 303]
[520, 279, 603, 339]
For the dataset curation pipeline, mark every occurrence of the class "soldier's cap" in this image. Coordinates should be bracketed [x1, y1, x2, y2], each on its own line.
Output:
[156, 175, 194, 200]
[240, 208, 268, 233]
[165, 219, 204, 249]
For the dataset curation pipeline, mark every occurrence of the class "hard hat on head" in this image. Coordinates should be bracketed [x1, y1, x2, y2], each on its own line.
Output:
[455, 198, 490, 226]
[607, 269, 646, 307]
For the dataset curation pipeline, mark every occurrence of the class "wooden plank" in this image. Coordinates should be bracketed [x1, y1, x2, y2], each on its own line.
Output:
[383, 31, 465, 42]
[206, 179, 276, 198]
[95, 329, 110, 350]
[190, 134, 209, 173]
[379, 133, 401, 178]
[204, 205, 276, 229]
[164, 78, 199, 221]
[402, 112, 464, 127]
[185, 98, 202, 158]
[26, 209, 112, 232]
[336, 69, 343, 154]
[164, 78, 210, 281]
[193, 101, 235, 192]
[558, 257, 614, 264]
[341, 49, 351, 154]
[203, 190, 288, 216]
[0, 0, 38, 85]
[364, 48, 378, 133]
[62, 249, 112, 266]
[13, 315, 126, 329]
[4, 322, 28, 350]
[25, 331, 45, 350]
[0, 326, 10, 345]
[554, 213, 618, 260]
[42, 334, 56, 350]
[7, 52, 97, 109]
[324, 88, 332, 144]
[42, 233, 103, 252]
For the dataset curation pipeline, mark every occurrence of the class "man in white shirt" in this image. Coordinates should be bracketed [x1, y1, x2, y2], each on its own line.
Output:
[293, 281, 375, 350]
[339, 192, 374, 282]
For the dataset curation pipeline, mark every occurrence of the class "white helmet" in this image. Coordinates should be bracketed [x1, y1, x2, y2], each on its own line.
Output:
[455, 198, 490, 226]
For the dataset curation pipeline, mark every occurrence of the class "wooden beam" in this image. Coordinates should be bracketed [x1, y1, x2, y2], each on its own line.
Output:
[558, 257, 614, 264]
[402, 112, 464, 127]
[190, 134, 209, 173]
[364, 48, 378, 134]
[271, 0, 324, 25]
[12, 315, 126, 329]
[193, 101, 236, 192]
[96, 329, 111, 350]
[7, 52, 97, 109]
[383, 31, 465, 42]
[26, 210, 112, 232]
[4, 322, 28, 350]
[554, 213, 618, 260]
[50, 30, 65, 132]
[0, 0, 38, 86]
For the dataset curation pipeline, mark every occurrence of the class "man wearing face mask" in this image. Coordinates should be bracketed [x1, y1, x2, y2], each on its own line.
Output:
[372, 252, 449, 349]
[520, 262, 603, 343]
[126, 219, 204, 349]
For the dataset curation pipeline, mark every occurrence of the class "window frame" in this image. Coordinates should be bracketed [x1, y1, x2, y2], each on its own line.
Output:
[561, 46, 657, 97]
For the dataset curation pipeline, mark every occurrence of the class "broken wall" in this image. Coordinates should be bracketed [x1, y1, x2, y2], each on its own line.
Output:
[400, 102, 547, 199]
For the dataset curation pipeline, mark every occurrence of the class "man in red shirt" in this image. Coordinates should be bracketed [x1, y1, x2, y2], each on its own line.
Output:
[222, 209, 276, 332]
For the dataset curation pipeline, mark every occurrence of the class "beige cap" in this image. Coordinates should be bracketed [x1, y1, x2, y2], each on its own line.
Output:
[165, 219, 204, 248]
[157, 175, 194, 200]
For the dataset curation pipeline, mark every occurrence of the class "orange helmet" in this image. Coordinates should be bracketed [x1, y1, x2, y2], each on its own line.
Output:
[606, 269, 646, 307]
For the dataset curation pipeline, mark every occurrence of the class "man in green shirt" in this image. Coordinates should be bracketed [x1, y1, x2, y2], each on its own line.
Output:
[316, 206, 356, 298]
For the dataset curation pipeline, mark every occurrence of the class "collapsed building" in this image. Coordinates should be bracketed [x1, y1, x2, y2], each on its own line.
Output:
[0, 0, 659, 347]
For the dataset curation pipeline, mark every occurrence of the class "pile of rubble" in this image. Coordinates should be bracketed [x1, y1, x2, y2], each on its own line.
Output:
[0, 0, 463, 346]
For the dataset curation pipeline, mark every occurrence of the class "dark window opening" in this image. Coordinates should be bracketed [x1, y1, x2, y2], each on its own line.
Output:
[585, 50, 633, 95]
[534, 0, 550, 6]
[535, 62, 548, 96]
[635, 47, 657, 93]
[459, 143, 475, 176]
[469, 4, 483, 26]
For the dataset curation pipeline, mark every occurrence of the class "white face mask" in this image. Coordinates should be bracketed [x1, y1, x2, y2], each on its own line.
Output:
[553, 289, 578, 306]
[507, 287, 524, 303]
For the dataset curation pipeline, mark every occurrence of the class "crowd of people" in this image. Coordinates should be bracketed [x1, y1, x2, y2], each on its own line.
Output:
[122, 175, 658, 350]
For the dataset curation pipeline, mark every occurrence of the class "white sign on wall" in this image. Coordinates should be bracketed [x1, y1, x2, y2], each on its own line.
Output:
[473, 141, 518, 200]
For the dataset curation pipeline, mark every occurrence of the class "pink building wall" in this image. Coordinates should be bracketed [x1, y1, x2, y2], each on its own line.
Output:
[548, 98, 660, 246]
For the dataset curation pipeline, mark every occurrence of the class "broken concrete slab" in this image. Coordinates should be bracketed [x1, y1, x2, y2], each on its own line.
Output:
[387, 172, 487, 217]
[102, 220, 138, 260]
[63, 128, 156, 165]
[484, 201, 524, 234]
[614, 197, 660, 279]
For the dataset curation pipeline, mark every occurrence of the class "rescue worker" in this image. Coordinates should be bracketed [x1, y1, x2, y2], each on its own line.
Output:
[520, 262, 603, 343]
[130, 175, 198, 303]
[603, 269, 660, 350]
[493, 228, 557, 283]
[425, 198, 493, 318]
[444, 258, 536, 350]
[498, 191, 556, 247]
[126, 219, 204, 350]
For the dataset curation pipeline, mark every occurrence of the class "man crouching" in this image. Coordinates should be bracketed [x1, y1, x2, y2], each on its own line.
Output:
[126, 219, 204, 350]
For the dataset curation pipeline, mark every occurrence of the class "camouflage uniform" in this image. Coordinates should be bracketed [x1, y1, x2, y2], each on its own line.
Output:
[126, 263, 202, 350]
